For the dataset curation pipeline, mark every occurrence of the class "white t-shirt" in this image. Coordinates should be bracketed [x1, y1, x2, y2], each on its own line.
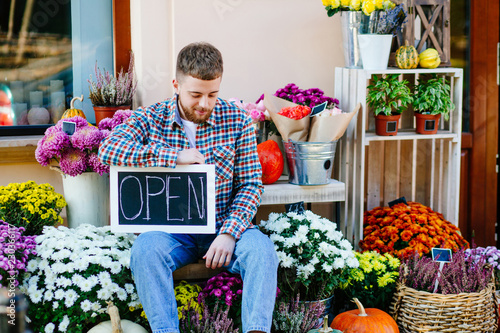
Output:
[180, 118, 197, 148]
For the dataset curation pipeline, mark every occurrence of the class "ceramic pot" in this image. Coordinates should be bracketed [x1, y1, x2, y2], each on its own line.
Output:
[93, 105, 131, 125]
[415, 113, 441, 134]
[375, 114, 401, 136]
[358, 34, 394, 70]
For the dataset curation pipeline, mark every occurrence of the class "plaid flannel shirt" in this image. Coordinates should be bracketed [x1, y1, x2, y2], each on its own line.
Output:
[98, 96, 263, 239]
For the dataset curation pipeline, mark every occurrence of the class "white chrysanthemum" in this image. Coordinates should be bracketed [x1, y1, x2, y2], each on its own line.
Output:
[283, 237, 296, 248]
[109, 261, 123, 274]
[97, 288, 112, 300]
[44, 290, 54, 302]
[322, 262, 333, 273]
[98, 271, 111, 282]
[310, 255, 320, 266]
[125, 283, 135, 294]
[44, 322, 55, 333]
[333, 257, 345, 270]
[296, 224, 309, 237]
[58, 315, 70, 332]
[318, 242, 333, 256]
[28, 275, 39, 286]
[109, 283, 120, 293]
[346, 256, 360, 268]
[30, 290, 43, 303]
[71, 274, 84, 286]
[118, 253, 131, 267]
[269, 233, 286, 244]
[54, 289, 65, 300]
[56, 277, 72, 288]
[81, 299, 92, 312]
[74, 258, 90, 271]
[51, 262, 66, 274]
[52, 301, 59, 310]
[64, 290, 78, 308]
[280, 253, 296, 268]
[117, 288, 127, 301]
[78, 278, 94, 292]
[26, 259, 39, 272]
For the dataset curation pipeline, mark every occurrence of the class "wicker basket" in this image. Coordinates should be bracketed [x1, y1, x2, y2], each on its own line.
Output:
[391, 282, 498, 333]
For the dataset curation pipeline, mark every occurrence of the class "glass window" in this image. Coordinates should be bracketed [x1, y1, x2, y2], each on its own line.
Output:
[0, 0, 114, 135]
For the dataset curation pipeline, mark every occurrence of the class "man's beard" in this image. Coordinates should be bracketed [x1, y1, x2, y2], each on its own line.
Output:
[180, 100, 213, 124]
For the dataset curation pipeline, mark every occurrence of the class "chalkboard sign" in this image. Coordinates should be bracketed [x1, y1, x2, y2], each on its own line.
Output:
[110, 165, 216, 234]
[285, 201, 305, 214]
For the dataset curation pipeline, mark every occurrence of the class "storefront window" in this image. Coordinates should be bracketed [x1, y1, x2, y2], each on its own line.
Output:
[0, 0, 113, 136]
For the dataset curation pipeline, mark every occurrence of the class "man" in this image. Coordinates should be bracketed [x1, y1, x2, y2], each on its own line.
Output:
[98, 42, 278, 333]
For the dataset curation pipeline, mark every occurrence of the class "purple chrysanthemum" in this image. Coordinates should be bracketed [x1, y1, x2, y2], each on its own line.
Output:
[98, 110, 133, 131]
[71, 126, 104, 151]
[59, 148, 88, 177]
[88, 152, 109, 175]
[35, 126, 71, 165]
[98, 117, 114, 131]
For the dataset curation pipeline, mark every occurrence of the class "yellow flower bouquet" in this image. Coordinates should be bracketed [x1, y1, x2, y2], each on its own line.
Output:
[0, 181, 66, 235]
[321, 0, 396, 17]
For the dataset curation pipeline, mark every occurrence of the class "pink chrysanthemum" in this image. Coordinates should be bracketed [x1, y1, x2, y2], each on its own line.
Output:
[35, 126, 71, 165]
[88, 152, 109, 175]
[59, 148, 88, 177]
[98, 110, 133, 131]
[71, 126, 104, 151]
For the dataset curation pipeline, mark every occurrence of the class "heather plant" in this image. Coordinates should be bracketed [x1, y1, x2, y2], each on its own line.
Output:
[88, 53, 137, 107]
[179, 303, 239, 333]
[400, 248, 493, 294]
[0, 181, 66, 235]
[0, 220, 37, 288]
[198, 272, 243, 329]
[271, 294, 325, 333]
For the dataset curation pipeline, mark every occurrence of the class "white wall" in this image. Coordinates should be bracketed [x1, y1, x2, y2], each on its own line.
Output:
[131, 0, 344, 108]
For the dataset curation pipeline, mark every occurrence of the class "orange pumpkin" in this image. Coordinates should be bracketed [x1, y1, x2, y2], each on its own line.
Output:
[61, 95, 86, 119]
[331, 298, 399, 333]
[257, 139, 284, 185]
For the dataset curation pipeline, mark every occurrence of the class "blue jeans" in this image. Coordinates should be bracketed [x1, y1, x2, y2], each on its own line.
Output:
[130, 228, 278, 333]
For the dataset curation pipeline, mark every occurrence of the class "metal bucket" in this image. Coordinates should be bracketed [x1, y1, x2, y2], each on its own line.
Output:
[283, 140, 337, 185]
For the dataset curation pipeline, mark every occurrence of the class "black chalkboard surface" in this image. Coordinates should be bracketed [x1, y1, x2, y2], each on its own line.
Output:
[110, 165, 216, 234]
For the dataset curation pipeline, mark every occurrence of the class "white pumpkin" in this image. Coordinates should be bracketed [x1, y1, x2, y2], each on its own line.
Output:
[87, 301, 148, 333]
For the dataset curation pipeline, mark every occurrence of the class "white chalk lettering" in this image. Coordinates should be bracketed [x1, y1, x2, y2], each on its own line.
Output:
[188, 176, 205, 219]
[119, 176, 144, 220]
[166, 176, 183, 221]
[145, 176, 166, 221]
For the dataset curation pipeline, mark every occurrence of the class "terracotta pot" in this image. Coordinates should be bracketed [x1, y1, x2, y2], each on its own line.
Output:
[93, 105, 131, 125]
[415, 113, 441, 134]
[375, 114, 401, 136]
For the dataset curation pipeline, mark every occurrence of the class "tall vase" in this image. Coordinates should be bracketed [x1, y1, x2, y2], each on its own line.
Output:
[61, 172, 110, 228]
[340, 11, 381, 68]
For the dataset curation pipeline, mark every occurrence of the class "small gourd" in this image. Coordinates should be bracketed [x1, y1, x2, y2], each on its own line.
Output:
[61, 95, 86, 119]
[395, 41, 419, 69]
[419, 48, 441, 69]
[87, 301, 148, 333]
[308, 316, 343, 333]
[331, 298, 399, 333]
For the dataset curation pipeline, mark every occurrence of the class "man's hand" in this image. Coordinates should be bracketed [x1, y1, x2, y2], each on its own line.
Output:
[177, 148, 205, 165]
[203, 234, 236, 269]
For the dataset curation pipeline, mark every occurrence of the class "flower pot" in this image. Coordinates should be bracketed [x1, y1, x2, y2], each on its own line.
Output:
[358, 34, 394, 70]
[61, 172, 110, 228]
[301, 295, 335, 326]
[375, 114, 400, 136]
[415, 113, 441, 134]
[93, 105, 131, 125]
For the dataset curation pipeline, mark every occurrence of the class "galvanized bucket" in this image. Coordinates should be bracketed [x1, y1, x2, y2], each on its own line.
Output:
[283, 140, 338, 185]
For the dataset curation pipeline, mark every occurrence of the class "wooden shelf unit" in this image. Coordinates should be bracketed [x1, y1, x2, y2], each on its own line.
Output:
[334, 67, 463, 247]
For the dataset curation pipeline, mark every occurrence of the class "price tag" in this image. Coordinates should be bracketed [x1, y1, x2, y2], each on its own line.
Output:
[310, 101, 328, 116]
[62, 121, 76, 135]
[388, 196, 408, 207]
[285, 201, 305, 214]
[431, 248, 452, 293]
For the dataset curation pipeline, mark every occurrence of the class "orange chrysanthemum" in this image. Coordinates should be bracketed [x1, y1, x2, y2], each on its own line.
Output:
[359, 202, 469, 259]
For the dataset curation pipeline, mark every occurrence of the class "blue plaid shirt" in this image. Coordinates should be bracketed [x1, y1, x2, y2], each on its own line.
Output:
[98, 96, 263, 239]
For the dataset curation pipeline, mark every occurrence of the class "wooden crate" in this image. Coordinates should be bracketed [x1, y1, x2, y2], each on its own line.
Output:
[390, 0, 451, 67]
[334, 67, 462, 248]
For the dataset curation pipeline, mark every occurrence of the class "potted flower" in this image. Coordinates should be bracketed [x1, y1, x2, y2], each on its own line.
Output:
[366, 74, 412, 136]
[0, 181, 66, 235]
[412, 74, 455, 134]
[21, 224, 149, 333]
[88, 53, 137, 125]
[260, 210, 359, 302]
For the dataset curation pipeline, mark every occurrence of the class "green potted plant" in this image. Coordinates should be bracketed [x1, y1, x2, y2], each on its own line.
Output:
[366, 74, 413, 136]
[88, 53, 137, 125]
[412, 74, 455, 134]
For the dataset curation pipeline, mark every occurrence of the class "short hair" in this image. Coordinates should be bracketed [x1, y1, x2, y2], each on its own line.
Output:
[176, 42, 223, 82]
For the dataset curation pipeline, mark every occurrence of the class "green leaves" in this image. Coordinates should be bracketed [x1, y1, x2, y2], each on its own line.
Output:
[412, 74, 455, 121]
[367, 74, 413, 116]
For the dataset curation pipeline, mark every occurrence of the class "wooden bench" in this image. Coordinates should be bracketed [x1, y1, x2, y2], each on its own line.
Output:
[173, 259, 223, 281]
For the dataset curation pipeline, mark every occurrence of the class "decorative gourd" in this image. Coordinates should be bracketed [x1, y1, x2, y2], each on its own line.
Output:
[419, 48, 441, 69]
[331, 298, 399, 333]
[257, 139, 284, 185]
[395, 41, 419, 69]
[61, 95, 86, 119]
[87, 301, 148, 333]
[308, 316, 343, 333]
